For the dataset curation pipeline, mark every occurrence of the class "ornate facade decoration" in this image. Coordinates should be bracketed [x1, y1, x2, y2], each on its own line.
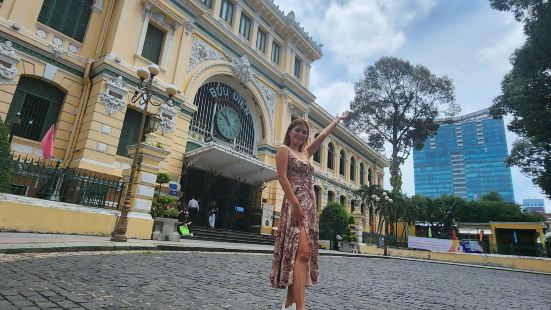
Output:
[48, 44, 66, 58]
[143, 3, 180, 35]
[255, 80, 276, 139]
[0, 41, 19, 85]
[229, 55, 254, 84]
[99, 76, 128, 115]
[159, 104, 176, 134]
[184, 21, 194, 36]
[188, 37, 223, 72]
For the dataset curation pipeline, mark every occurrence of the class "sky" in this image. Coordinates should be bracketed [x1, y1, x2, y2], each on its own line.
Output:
[274, 0, 551, 212]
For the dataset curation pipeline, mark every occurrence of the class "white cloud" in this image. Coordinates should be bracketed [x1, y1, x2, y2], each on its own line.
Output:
[276, 0, 437, 76]
[310, 65, 354, 115]
[475, 16, 525, 72]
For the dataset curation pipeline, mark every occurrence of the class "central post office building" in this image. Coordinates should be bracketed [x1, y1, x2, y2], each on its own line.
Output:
[0, 0, 387, 238]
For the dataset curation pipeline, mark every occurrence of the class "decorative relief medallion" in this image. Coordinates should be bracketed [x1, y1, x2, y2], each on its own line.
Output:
[188, 37, 223, 72]
[35, 29, 47, 39]
[0, 41, 20, 85]
[99, 76, 128, 115]
[255, 80, 276, 139]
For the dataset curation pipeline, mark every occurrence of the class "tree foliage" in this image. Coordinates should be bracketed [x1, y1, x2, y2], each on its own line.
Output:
[346, 56, 459, 193]
[489, 0, 551, 198]
[0, 117, 11, 193]
[319, 202, 350, 243]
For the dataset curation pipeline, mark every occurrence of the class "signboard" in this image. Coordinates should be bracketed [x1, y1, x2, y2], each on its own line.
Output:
[261, 203, 274, 228]
[408, 236, 461, 252]
[168, 182, 179, 196]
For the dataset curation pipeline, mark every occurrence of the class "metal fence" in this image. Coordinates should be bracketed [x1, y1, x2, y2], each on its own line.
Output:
[7, 154, 125, 209]
[363, 232, 408, 248]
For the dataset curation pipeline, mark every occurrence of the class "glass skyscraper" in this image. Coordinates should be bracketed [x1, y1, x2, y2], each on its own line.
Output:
[413, 109, 515, 202]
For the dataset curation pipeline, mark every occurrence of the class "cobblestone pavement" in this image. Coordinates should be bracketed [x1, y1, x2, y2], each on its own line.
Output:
[0, 251, 549, 309]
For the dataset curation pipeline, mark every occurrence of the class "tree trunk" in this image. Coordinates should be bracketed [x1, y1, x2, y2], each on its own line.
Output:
[389, 144, 402, 194]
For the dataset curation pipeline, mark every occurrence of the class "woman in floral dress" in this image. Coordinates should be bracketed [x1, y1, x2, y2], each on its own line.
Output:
[270, 112, 349, 310]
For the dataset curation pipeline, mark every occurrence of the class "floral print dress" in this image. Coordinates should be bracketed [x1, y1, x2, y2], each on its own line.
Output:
[270, 151, 319, 289]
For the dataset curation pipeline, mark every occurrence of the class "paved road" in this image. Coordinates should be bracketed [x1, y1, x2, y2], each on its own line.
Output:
[0, 251, 549, 309]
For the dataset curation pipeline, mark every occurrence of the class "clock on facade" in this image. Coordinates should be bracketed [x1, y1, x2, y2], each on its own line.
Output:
[216, 106, 241, 140]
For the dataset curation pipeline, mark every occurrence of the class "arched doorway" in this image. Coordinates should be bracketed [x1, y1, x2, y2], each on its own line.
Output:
[182, 81, 276, 231]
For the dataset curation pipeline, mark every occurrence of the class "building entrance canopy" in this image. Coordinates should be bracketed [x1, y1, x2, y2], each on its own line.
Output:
[185, 144, 277, 184]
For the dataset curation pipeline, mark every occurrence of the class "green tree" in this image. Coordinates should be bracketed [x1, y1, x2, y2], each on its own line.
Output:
[155, 172, 171, 196]
[0, 117, 11, 193]
[319, 202, 350, 248]
[346, 56, 459, 194]
[489, 0, 551, 198]
[480, 191, 503, 201]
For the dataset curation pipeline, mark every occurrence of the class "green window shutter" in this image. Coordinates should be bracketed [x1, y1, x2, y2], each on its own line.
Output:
[117, 108, 143, 156]
[37, 0, 92, 42]
[239, 14, 250, 40]
[38, 0, 53, 22]
[294, 58, 301, 78]
[256, 30, 266, 52]
[141, 24, 165, 64]
[272, 43, 280, 64]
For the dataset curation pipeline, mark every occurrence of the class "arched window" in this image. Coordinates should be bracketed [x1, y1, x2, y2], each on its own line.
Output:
[339, 150, 345, 176]
[38, 0, 93, 42]
[327, 143, 334, 170]
[313, 133, 320, 163]
[6, 77, 65, 142]
[327, 190, 335, 202]
[360, 163, 365, 185]
[350, 157, 356, 181]
[340, 195, 346, 206]
[368, 168, 373, 185]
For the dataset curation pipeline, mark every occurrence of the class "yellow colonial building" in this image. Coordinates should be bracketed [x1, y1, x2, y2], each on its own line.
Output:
[0, 0, 387, 239]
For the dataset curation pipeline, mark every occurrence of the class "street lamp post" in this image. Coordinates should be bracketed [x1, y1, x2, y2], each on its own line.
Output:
[112, 64, 178, 242]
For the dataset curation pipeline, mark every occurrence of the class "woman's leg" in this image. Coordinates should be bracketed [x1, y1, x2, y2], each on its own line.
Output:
[292, 227, 309, 310]
[285, 286, 294, 308]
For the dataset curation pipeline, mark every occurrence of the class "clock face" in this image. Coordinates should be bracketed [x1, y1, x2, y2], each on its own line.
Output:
[216, 106, 241, 140]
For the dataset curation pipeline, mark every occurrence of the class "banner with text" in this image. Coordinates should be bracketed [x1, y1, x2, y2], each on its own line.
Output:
[408, 236, 459, 252]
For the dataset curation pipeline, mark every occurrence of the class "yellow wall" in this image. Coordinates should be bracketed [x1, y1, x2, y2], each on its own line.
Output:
[0, 199, 152, 240]
[358, 244, 551, 274]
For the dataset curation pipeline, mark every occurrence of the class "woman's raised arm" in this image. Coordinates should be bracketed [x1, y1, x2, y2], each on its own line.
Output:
[306, 111, 349, 157]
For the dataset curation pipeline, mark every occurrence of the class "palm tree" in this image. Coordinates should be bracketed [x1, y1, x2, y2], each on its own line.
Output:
[354, 184, 382, 232]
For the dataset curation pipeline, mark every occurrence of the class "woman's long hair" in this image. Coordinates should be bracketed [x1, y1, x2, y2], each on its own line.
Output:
[283, 118, 310, 152]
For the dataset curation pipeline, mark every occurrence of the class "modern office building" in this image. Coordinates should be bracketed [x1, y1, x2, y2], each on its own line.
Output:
[522, 199, 545, 214]
[0, 0, 387, 238]
[413, 109, 515, 202]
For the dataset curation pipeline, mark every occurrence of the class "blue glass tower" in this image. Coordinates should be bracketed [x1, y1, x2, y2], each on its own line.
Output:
[413, 109, 515, 202]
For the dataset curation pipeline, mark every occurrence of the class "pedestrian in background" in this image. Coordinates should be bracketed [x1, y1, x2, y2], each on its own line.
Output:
[270, 112, 349, 310]
[208, 202, 217, 229]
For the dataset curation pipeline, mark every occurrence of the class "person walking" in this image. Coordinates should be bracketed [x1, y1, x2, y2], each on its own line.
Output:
[270, 112, 348, 310]
[188, 196, 199, 227]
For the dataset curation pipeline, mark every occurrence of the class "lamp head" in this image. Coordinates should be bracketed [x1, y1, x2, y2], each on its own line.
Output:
[166, 84, 178, 97]
[136, 67, 150, 80]
[147, 64, 160, 76]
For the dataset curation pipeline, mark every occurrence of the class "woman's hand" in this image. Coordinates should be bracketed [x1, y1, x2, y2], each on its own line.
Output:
[291, 201, 304, 227]
[337, 111, 349, 121]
